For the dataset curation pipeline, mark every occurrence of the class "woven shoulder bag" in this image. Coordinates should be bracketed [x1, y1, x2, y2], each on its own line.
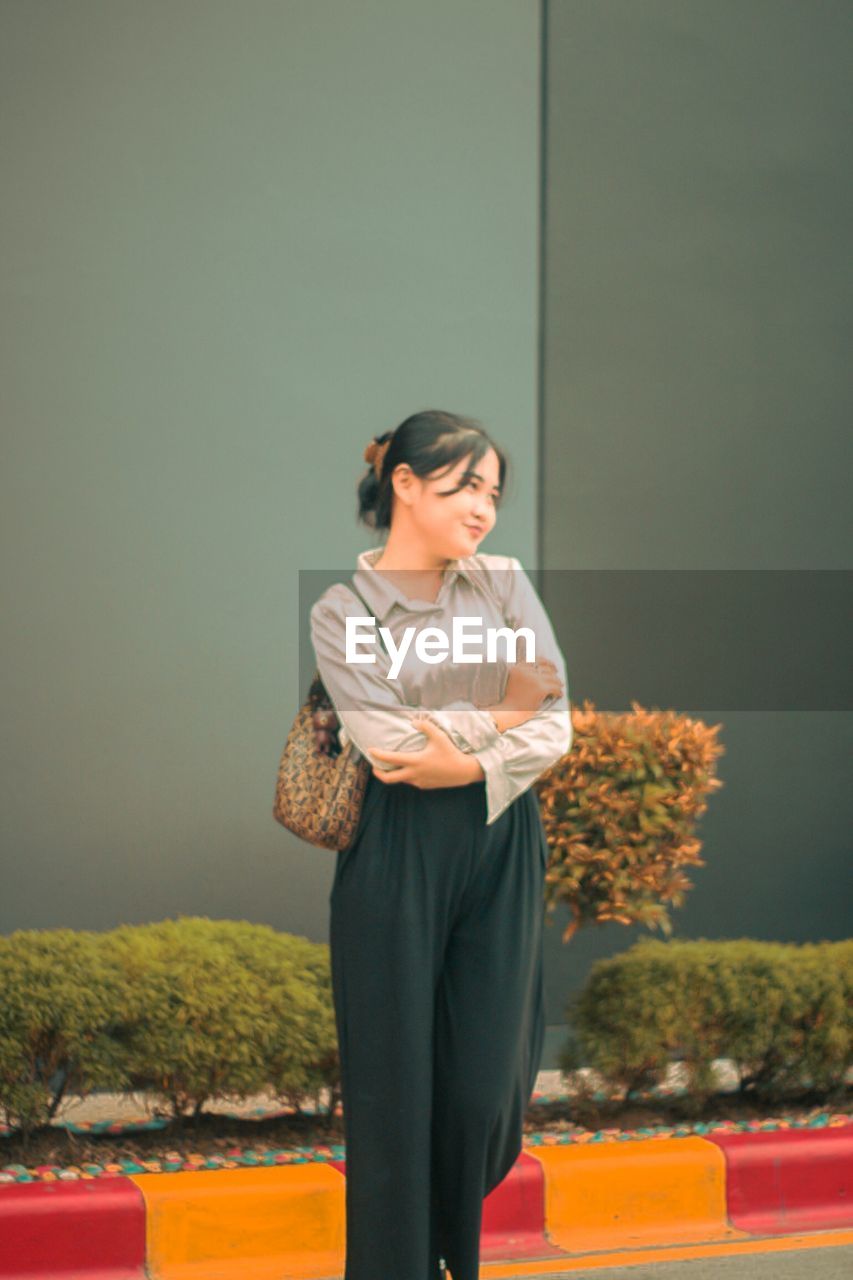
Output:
[272, 581, 389, 851]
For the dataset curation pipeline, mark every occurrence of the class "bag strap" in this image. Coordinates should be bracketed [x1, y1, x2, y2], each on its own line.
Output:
[306, 581, 390, 748]
[307, 578, 389, 716]
[307, 580, 389, 728]
[347, 579, 392, 660]
[309, 579, 388, 698]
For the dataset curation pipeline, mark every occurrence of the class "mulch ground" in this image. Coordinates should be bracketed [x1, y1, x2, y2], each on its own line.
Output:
[2, 1088, 850, 1182]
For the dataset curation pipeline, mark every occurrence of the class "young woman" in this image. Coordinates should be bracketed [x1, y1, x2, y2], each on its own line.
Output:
[309, 409, 573, 1280]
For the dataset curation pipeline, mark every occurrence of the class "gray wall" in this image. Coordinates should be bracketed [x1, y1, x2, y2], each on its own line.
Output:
[0, 3, 541, 934]
[540, 0, 853, 1039]
[3, 0, 850, 1070]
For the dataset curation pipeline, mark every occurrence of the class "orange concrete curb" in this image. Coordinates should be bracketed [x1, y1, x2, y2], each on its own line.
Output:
[2, 1125, 851, 1277]
[129, 1165, 345, 1280]
[525, 1139, 749, 1252]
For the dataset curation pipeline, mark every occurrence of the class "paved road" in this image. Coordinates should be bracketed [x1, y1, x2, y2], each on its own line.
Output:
[516, 1242, 853, 1279]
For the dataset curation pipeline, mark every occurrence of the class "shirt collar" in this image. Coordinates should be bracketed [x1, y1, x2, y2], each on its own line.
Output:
[352, 546, 477, 622]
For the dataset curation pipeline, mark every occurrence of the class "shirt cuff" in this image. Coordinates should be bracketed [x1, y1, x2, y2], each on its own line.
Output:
[470, 735, 516, 825]
[335, 703, 499, 757]
[418, 701, 500, 754]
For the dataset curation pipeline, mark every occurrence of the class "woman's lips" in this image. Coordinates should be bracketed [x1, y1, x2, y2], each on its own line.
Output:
[464, 524, 484, 536]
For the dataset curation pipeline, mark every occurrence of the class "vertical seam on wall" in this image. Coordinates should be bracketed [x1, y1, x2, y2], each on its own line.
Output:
[535, 0, 549, 595]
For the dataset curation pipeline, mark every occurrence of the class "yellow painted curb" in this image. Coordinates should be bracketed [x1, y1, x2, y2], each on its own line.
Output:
[526, 1138, 751, 1252]
[129, 1164, 345, 1280]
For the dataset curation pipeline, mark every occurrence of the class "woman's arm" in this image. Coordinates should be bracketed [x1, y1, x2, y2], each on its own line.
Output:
[469, 556, 573, 825]
[369, 716, 486, 788]
[480, 703, 538, 734]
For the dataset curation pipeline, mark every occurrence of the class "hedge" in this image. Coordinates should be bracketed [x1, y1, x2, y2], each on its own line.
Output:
[563, 937, 853, 1110]
[2, 923, 849, 1138]
[0, 917, 337, 1137]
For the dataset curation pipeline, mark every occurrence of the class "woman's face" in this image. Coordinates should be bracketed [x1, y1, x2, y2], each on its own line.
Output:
[405, 446, 501, 560]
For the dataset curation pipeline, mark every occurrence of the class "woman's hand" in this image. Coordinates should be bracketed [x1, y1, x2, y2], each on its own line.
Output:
[503, 658, 563, 710]
[368, 718, 483, 789]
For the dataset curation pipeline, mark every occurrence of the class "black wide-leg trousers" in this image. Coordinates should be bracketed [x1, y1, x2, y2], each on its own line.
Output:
[329, 770, 548, 1280]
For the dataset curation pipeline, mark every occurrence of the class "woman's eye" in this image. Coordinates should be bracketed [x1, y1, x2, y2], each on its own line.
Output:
[465, 478, 500, 506]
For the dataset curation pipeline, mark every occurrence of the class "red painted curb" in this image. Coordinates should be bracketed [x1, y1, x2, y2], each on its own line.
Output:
[479, 1152, 563, 1259]
[481, 1151, 565, 1262]
[1, 1128, 851, 1277]
[0, 1178, 146, 1278]
[327, 1155, 566, 1264]
[706, 1126, 853, 1234]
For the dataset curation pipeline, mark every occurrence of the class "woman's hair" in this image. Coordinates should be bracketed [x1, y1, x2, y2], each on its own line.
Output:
[357, 409, 510, 532]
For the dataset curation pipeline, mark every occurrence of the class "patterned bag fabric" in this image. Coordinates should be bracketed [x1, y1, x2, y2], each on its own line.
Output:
[273, 582, 382, 851]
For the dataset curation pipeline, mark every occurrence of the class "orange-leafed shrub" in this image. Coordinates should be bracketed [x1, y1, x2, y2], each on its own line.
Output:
[534, 699, 725, 942]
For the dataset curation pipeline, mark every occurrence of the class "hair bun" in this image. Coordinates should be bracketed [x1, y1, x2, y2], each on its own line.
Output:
[363, 436, 392, 479]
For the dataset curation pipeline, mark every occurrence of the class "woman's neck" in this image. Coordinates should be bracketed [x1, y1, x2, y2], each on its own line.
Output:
[371, 540, 450, 603]
[372, 540, 450, 574]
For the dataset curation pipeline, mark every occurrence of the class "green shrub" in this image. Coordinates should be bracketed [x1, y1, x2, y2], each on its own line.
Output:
[0, 928, 131, 1136]
[169, 918, 338, 1113]
[567, 937, 852, 1108]
[0, 916, 341, 1134]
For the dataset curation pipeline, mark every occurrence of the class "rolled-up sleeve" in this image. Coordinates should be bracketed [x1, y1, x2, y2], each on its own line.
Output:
[471, 556, 573, 825]
[418, 700, 501, 753]
[309, 588, 500, 768]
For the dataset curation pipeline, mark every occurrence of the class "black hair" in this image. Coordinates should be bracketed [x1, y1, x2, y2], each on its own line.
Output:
[356, 409, 510, 532]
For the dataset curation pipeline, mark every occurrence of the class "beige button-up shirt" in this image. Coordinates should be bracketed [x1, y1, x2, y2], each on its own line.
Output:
[309, 546, 573, 826]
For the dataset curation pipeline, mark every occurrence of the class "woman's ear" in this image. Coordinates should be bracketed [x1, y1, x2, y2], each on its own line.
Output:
[390, 463, 417, 505]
